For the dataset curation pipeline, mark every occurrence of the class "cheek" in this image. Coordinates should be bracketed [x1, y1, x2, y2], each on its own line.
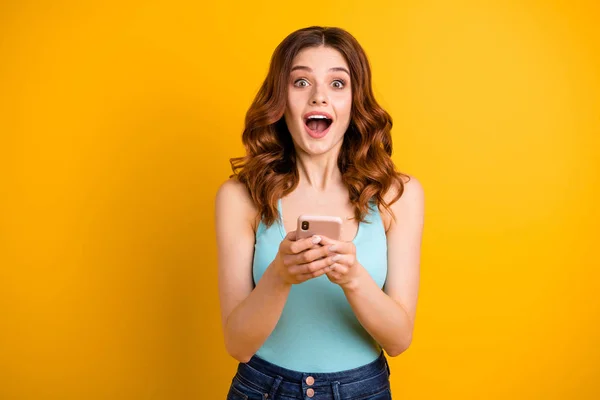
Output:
[284, 100, 299, 127]
[286, 92, 305, 116]
[335, 99, 352, 130]
[334, 94, 352, 116]
[342, 95, 352, 114]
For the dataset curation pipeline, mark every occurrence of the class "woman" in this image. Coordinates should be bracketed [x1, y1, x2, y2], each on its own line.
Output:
[215, 26, 424, 400]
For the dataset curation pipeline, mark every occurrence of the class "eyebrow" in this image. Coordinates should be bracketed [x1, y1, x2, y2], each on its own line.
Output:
[290, 65, 350, 76]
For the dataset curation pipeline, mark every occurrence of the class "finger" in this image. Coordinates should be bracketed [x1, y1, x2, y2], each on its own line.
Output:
[326, 264, 346, 280]
[291, 244, 331, 266]
[317, 235, 352, 253]
[317, 235, 339, 247]
[297, 264, 331, 281]
[297, 260, 337, 281]
[289, 254, 335, 276]
[324, 240, 355, 256]
[330, 254, 344, 265]
[325, 269, 339, 281]
[282, 247, 327, 268]
[284, 230, 297, 242]
[330, 263, 348, 275]
[325, 264, 336, 275]
[328, 271, 342, 280]
[327, 254, 356, 268]
[288, 235, 323, 255]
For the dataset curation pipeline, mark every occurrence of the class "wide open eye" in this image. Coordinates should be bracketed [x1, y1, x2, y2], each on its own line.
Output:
[294, 79, 309, 87]
[332, 79, 346, 89]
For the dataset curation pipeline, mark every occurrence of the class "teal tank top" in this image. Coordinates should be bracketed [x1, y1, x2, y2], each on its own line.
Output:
[252, 198, 388, 372]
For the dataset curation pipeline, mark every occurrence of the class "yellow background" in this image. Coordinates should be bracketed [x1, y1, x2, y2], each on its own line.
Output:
[2, 0, 599, 398]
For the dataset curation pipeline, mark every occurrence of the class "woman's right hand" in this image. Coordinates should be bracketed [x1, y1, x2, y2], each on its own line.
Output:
[272, 231, 335, 285]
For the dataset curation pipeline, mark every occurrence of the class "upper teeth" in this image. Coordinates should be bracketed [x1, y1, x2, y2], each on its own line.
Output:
[307, 115, 329, 119]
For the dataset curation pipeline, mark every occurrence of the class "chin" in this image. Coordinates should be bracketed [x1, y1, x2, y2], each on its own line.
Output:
[304, 145, 331, 156]
[299, 136, 343, 156]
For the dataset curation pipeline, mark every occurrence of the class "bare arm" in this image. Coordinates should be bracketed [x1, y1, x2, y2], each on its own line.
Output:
[344, 177, 424, 356]
[318, 176, 424, 356]
[221, 263, 292, 363]
[215, 179, 335, 362]
[215, 180, 290, 362]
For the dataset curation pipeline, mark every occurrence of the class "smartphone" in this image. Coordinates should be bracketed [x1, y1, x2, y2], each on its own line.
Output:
[296, 215, 343, 241]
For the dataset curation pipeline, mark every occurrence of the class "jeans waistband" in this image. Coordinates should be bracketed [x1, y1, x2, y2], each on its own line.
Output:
[235, 351, 391, 400]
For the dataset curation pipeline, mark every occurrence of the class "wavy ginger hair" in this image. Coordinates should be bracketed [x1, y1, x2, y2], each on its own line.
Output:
[230, 26, 410, 228]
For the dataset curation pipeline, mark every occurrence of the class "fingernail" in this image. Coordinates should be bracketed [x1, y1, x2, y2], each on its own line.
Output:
[329, 245, 337, 252]
[332, 254, 342, 262]
[312, 236, 322, 244]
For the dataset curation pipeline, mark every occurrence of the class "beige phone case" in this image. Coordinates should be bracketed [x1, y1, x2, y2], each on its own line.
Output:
[296, 215, 343, 241]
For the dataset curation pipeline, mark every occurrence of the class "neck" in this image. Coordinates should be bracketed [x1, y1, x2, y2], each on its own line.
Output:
[295, 148, 343, 193]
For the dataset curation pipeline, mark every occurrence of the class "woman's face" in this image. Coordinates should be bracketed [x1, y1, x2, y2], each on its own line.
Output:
[284, 46, 352, 156]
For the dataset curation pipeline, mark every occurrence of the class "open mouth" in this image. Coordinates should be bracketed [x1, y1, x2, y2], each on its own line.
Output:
[304, 115, 333, 135]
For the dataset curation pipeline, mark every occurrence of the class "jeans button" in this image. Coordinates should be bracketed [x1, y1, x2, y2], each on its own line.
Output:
[306, 388, 315, 397]
[306, 376, 315, 386]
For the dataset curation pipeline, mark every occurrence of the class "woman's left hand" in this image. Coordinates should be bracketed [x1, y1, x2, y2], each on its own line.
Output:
[319, 236, 363, 290]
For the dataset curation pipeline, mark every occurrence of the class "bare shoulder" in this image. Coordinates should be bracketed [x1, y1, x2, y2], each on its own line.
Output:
[380, 175, 425, 232]
[216, 177, 250, 201]
[215, 178, 259, 232]
[215, 178, 261, 337]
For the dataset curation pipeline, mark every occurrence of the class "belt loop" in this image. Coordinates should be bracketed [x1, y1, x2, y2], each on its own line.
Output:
[331, 381, 341, 400]
[267, 375, 283, 399]
[384, 355, 391, 377]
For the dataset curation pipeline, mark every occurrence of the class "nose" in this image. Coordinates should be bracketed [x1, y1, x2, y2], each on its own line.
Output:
[309, 85, 328, 105]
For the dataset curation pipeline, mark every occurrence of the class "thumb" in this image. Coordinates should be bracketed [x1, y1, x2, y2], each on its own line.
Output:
[317, 235, 336, 245]
[285, 230, 297, 241]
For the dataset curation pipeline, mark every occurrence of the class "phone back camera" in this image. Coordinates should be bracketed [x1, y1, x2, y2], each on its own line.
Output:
[301, 221, 309, 230]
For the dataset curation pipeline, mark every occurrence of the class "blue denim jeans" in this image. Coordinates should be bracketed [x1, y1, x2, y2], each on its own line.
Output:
[227, 351, 392, 400]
